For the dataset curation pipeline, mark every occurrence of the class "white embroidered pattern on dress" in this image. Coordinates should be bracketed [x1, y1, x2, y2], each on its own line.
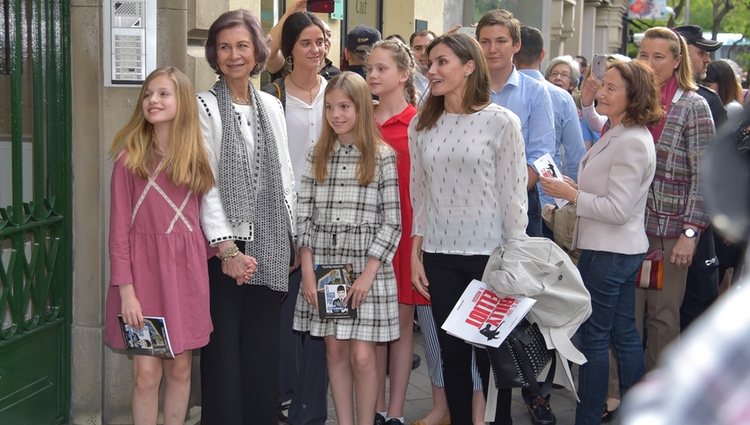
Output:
[131, 165, 194, 234]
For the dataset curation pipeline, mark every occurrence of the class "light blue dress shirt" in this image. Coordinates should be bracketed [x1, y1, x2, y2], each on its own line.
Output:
[489, 67, 556, 168]
[581, 117, 601, 146]
[518, 68, 585, 207]
[519, 69, 585, 182]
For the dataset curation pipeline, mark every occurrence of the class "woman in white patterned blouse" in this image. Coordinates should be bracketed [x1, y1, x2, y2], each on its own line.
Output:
[409, 33, 528, 425]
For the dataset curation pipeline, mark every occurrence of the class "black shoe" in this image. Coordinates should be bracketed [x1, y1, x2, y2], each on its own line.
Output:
[375, 412, 387, 425]
[412, 354, 421, 370]
[602, 404, 618, 423]
[384, 419, 404, 425]
[278, 400, 290, 422]
[526, 396, 556, 425]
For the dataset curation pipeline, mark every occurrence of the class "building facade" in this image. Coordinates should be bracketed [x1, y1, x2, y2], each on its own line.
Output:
[0, 1, 627, 423]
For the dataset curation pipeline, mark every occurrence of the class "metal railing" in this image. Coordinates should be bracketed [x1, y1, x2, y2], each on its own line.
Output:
[0, 1, 71, 423]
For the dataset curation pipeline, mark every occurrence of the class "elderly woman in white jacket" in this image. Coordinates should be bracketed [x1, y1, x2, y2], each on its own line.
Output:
[196, 9, 297, 425]
[540, 60, 663, 425]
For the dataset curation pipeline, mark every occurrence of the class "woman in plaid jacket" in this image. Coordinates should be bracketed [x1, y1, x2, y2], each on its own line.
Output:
[634, 26, 715, 371]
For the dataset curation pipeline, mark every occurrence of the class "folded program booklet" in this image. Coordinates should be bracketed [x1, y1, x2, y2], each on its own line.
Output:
[118, 315, 174, 358]
[315, 264, 357, 320]
[441, 279, 536, 348]
[534, 152, 570, 209]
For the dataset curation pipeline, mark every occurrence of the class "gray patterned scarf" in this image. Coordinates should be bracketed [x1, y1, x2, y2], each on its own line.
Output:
[214, 76, 291, 292]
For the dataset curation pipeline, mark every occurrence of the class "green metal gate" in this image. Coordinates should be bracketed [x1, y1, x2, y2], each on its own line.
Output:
[0, 1, 71, 424]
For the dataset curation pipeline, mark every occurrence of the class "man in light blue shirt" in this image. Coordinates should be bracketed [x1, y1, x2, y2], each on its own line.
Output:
[515, 26, 585, 208]
[476, 10, 558, 425]
[477, 10, 556, 239]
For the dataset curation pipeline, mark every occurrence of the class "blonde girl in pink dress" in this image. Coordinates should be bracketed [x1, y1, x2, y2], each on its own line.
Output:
[104, 66, 214, 425]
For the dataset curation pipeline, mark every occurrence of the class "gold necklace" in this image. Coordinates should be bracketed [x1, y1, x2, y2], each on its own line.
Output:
[289, 73, 319, 103]
[231, 94, 250, 105]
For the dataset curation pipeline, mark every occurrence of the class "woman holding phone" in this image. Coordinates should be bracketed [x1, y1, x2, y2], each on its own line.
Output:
[541, 60, 663, 425]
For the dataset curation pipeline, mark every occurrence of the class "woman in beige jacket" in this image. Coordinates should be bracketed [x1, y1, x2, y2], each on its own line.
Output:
[541, 60, 663, 425]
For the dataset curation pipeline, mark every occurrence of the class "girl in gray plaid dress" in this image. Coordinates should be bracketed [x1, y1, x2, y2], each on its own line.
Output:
[293, 72, 401, 425]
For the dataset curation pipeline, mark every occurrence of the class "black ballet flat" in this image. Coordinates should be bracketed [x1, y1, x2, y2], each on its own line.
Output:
[602, 405, 618, 423]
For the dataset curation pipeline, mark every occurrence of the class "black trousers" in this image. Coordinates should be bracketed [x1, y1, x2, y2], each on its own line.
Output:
[423, 252, 512, 425]
[680, 226, 719, 330]
[200, 256, 283, 425]
[278, 269, 329, 425]
[526, 186, 543, 237]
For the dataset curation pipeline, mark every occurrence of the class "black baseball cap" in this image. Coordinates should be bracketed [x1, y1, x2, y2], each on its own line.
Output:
[673, 25, 723, 52]
[346, 25, 381, 52]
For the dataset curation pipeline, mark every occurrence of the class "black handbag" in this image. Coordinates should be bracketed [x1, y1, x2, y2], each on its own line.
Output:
[485, 318, 556, 397]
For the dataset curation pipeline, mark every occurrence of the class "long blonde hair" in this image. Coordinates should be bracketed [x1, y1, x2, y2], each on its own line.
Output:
[642, 27, 697, 91]
[313, 72, 385, 186]
[109, 66, 214, 193]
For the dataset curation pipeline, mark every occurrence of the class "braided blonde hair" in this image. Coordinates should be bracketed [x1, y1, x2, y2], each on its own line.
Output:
[367, 39, 418, 105]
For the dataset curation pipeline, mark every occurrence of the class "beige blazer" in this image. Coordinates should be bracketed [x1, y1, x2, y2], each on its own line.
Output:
[572, 124, 656, 254]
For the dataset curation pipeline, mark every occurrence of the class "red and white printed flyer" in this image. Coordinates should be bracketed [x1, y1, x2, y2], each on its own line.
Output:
[441, 279, 536, 348]
[533, 152, 569, 208]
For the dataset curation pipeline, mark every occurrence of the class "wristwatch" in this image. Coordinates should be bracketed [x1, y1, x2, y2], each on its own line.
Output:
[681, 228, 698, 239]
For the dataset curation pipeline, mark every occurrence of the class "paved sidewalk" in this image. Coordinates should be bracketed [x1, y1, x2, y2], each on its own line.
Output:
[188, 329, 620, 425]
[322, 330, 619, 425]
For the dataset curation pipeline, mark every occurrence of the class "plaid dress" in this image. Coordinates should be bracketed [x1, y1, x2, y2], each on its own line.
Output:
[293, 141, 401, 342]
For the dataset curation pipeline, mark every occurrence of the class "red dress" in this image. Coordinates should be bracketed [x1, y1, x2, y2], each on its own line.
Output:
[377, 104, 429, 305]
[104, 156, 213, 355]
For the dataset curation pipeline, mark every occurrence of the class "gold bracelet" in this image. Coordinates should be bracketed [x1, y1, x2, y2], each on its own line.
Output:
[218, 245, 240, 261]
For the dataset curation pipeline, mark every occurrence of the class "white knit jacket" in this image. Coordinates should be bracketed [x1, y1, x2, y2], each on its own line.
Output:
[197, 89, 296, 245]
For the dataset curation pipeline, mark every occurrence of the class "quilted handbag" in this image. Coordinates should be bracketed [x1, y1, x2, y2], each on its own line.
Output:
[485, 318, 555, 394]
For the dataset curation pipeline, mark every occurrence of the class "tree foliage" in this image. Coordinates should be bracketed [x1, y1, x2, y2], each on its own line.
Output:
[632, 0, 750, 67]
[667, 0, 750, 36]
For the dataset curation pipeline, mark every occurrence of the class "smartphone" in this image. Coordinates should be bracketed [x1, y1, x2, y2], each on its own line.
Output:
[592, 54, 607, 80]
[457, 26, 476, 38]
[307, 0, 335, 13]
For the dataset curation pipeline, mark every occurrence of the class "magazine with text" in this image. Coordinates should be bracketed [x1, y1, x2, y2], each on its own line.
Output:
[441, 279, 536, 348]
[315, 264, 357, 320]
[118, 315, 175, 358]
[534, 152, 569, 209]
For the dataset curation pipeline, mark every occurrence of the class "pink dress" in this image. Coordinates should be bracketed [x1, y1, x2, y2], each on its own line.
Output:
[104, 156, 212, 355]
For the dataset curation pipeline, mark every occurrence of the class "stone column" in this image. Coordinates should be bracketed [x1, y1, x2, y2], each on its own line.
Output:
[594, 1, 627, 54]
[548, 0, 577, 60]
[564, 0, 585, 58]
[579, 0, 601, 61]
[69, 1, 106, 423]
